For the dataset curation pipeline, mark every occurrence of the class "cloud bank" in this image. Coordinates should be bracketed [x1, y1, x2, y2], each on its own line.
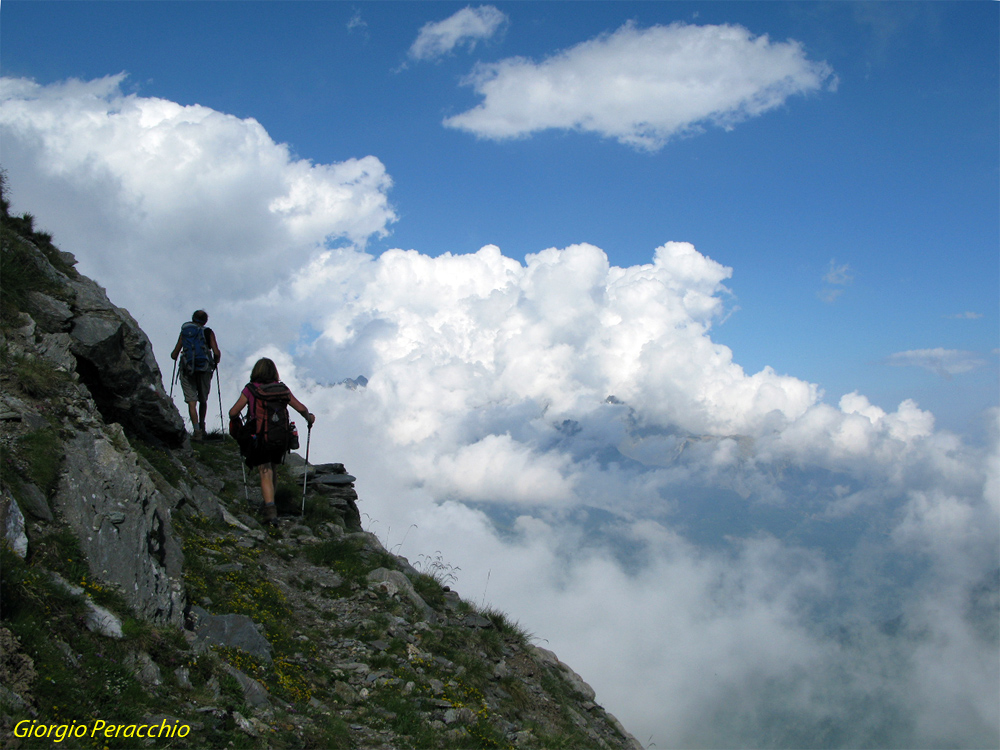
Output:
[0, 74, 396, 344]
[1, 76, 996, 749]
[409, 5, 507, 61]
[444, 21, 837, 151]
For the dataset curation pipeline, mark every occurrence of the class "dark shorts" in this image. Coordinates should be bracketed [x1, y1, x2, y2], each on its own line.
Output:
[244, 442, 287, 469]
[180, 368, 213, 403]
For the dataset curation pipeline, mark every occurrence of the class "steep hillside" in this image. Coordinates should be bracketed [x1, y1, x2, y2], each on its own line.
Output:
[0, 183, 643, 750]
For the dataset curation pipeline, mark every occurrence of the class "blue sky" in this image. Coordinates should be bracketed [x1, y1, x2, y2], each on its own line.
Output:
[3, 1, 997, 433]
[2, 3, 998, 747]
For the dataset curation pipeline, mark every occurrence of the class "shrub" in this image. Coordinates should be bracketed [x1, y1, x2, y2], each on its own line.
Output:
[13, 354, 66, 399]
[17, 426, 63, 496]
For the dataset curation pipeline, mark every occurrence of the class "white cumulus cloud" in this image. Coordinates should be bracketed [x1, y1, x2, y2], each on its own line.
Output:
[444, 21, 836, 151]
[2, 76, 995, 750]
[0, 74, 396, 350]
[409, 5, 508, 61]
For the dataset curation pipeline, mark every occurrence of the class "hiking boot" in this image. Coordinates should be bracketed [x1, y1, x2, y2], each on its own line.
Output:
[191, 429, 204, 442]
[262, 502, 278, 525]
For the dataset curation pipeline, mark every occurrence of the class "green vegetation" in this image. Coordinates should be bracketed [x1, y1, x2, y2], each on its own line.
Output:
[12, 354, 68, 399]
[0, 171, 76, 330]
[0, 425, 64, 511]
[0, 227, 52, 327]
[302, 535, 398, 589]
[131, 437, 185, 487]
[1, 544, 180, 748]
[16, 427, 63, 495]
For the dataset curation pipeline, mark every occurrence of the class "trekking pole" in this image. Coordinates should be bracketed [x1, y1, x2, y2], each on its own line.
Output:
[240, 459, 249, 504]
[301, 422, 312, 517]
[215, 367, 224, 436]
[169, 357, 177, 400]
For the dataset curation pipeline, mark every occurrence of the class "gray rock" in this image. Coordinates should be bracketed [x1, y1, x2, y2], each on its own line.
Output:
[232, 710, 258, 736]
[313, 462, 348, 475]
[514, 730, 536, 746]
[367, 568, 436, 621]
[54, 428, 187, 625]
[221, 663, 270, 708]
[48, 573, 124, 638]
[529, 646, 597, 702]
[2, 491, 28, 558]
[334, 680, 361, 704]
[462, 614, 494, 629]
[189, 606, 273, 665]
[284, 452, 306, 468]
[174, 666, 193, 689]
[312, 474, 356, 486]
[36, 333, 78, 372]
[187, 484, 222, 518]
[0, 685, 30, 713]
[26, 290, 73, 333]
[0, 393, 49, 431]
[56, 639, 80, 667]
[129, 651, 164, 686]
[85, 602, 124, 638]
[65, 276, 185, 447]
[16, 482, 53, 522]
[606, 712, 646, 750]
[70, 313, 122, 348]
[444, 707, 476, 725]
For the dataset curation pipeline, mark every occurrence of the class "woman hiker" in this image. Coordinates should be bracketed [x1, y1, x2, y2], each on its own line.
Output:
[229, 357, 315, 524]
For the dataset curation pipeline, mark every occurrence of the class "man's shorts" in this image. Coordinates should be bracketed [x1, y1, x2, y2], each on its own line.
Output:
[179, 368, 213, 403]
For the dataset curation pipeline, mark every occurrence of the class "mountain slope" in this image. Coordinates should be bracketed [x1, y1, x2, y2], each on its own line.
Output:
[0, 181, 643, 750]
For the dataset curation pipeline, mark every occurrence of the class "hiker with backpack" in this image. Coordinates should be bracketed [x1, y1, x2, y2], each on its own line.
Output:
[228, 357, 315, 525]
[170, 310, 221, 440]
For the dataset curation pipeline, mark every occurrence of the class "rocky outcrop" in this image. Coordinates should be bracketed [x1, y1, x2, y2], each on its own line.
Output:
[53, 427, 187, 625]
[1, 490, 28, 558]
[287, 459, 362, 529]
[187, 606, 273, 665]
[18, 240, 185, 448]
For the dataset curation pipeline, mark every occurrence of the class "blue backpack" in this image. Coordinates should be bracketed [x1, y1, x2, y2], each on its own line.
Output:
[179, 321, 212, 374]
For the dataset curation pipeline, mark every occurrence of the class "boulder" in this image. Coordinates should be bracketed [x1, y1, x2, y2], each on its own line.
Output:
[85, 601, 124, 639]
[48, 573, 124, 638]
[54, 428, 187, 625]
[529, 646, 597, 702]
[221, 663, 270, 708]
[1, 491, 28, 558]
[188, 605, 273, 665]
[16, 482, 53, 521]
[65, 274, 185, 447]
[367, 568, 436, 621]
[25, 291, 73, 333]
[313, 474, 357, 486]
